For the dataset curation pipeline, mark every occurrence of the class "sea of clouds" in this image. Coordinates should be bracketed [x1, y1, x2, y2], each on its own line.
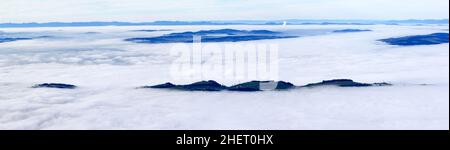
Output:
[0, 25, 448, 129]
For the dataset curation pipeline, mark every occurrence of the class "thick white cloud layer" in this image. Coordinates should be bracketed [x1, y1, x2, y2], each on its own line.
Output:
[0, 24, 448, 129]
[0, 0, 449, 23]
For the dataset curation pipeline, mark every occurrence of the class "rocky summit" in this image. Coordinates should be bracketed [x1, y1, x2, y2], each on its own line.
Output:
[228, 81, 295, 91]
[32, 83, 77, 89]
[144, 80, 227, 91]
[379, 33, 449, 46]
[144, 79, 391, 91]
[301, 79, 392, 88]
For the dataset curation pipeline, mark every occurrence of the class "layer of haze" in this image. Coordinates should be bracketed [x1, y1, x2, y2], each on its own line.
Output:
[1, 0, 449, 23]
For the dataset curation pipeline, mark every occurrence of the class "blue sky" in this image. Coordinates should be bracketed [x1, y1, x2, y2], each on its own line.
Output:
[1, 0, 449, 23]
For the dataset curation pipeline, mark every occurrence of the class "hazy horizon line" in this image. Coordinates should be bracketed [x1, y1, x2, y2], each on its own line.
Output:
[0, 18, 449, 24]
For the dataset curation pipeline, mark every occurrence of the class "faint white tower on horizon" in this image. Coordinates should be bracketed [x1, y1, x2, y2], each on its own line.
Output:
[283, 21, 287, 26]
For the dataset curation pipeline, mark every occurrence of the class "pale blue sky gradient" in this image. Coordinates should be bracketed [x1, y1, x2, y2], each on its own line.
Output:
[1, 0, 448, 23]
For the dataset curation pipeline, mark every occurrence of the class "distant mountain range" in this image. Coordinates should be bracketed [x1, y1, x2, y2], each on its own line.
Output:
[0, 19, 448, 28]
[125, 29, 297, 43]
